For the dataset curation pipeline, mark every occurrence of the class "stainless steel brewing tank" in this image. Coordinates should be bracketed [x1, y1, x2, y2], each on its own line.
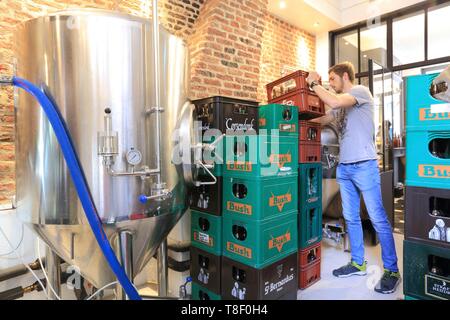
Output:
[15, 10, 190, 288]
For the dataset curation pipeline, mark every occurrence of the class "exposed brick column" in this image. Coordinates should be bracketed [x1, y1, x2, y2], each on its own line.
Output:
[188, 0, 268, 100]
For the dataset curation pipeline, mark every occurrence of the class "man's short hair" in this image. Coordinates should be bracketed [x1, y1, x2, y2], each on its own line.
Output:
[329, 62, 356, 83]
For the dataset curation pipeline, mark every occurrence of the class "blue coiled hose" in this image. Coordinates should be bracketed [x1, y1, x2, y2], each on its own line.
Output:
[12, 77, 141, 300]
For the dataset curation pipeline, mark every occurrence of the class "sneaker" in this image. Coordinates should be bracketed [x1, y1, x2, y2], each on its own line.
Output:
[374, 269, 401, 294]
[332, 261, 367, 278]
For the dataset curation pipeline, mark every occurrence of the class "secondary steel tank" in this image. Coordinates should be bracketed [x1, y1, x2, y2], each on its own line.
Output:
[15, 9, 191, 289]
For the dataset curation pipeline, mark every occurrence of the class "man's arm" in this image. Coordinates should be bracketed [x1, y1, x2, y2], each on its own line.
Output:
[312, 85, 356, 109]
[310, 112, 335, 126]
[306, 71, 357, 109]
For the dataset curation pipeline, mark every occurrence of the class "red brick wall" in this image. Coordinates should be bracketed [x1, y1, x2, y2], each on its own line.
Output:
[257, 13, 316, 103]
[0, 0, 316, 206]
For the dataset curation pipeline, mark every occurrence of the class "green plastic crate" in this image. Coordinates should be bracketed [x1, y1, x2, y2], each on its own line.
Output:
[222, 174, 298, 222]
[191, 210, 222, 255]
[299, 202, 322, 249]
[191, 282, 221, 300]
[299, 163, 322, 207]
[405, 129, 450, 190]
[224, 134, 298, 178]
[403, 239, 450, 300]
[222, 211, 298, 269]
[258, 104, 299, 136]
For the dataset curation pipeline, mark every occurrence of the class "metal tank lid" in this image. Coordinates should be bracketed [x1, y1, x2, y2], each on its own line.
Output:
[15, 8, 174, 37]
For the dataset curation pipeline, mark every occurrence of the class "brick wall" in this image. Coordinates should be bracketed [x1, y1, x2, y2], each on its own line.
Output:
[0, 0, 316, 206]
[0, 0, 205, 206]
[257, 13, 316, 103]
[188, 0, 267, 100]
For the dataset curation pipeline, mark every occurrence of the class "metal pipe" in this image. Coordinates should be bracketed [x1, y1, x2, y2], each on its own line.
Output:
[116, 230, 134, 300]
[45, 247, 61, 300]
[152, 0, 162, 185]
[157, 239, 168, 297]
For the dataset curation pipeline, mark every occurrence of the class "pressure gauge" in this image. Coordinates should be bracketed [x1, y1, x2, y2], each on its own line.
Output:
[126, 148, 142, 166]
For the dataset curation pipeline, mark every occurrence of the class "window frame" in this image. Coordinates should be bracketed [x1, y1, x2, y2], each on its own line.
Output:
[330, 0, 450, 79]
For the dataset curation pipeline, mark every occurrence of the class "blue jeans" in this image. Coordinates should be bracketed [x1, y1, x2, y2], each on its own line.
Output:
[336, 159, 399, 272]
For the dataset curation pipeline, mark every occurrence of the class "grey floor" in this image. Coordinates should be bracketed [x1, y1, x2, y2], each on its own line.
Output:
[297, 232, 405, 300]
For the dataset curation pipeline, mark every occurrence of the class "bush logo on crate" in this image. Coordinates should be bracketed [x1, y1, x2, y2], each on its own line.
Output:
[226, 242, 252, 258]
[418, 165, 450, 178]
[193, 231, 214, 247]
[279, 124, 296, 133]
[226, 201, 252, 215]
[225, 118, 256, 132]
[269, 190, 292, 212]
[268, 231, 292, 252]
[425, 274, 450, 300]
[419, 108, 450, 121]
[269, 153, 292, 168]
[226, 161, 252, 172]
[259, 118, 266, 126]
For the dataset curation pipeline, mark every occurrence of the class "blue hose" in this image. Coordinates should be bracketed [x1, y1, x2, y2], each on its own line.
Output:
[12, 77, 141, 300]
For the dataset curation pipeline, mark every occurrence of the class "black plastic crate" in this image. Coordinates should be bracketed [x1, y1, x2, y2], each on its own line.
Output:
[193, 96, 259, 134]
[403, 239, 450, 300]
[190, 176, 223, 216]
[190, 246, 221, 295]
[405, 186, 450, 249]
[221, 252, 298, 300]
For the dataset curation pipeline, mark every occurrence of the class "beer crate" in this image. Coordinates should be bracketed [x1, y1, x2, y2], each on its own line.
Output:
[222, 212, 298, 269]
[190, 246, 221, 295]
[190, 176, 223, 216]
[258, 104, 299, 136]
[266, 70, 325, 120]
[299, 120, 321, 143]
[191, 282, 221, 300]
[403, 240, 450, 300]
[191, 210, 222, 255]
[299, 141, 321, 163]
[298, 259, 321, 290]
[405, 186, 450, 249]
[224, 134, 298, 178]
[299, 242, 321, 269]
[299, 163, 322, 206]
[299, 202, 322, 250]
[405, 73, 450, 131]
[222, 174, 298, 222]
[405, 129, 450, 190]
[221, 252, 298, 300]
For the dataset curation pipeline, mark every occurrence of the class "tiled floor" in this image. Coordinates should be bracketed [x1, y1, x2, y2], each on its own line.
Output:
[298, 232, 405, 300]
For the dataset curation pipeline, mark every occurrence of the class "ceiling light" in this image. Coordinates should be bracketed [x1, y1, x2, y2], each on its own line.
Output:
[345, 42, 349, 45]
[363, 54, 368, 58]
[279, 1, 286, 9]
[313, 22, 320, 27]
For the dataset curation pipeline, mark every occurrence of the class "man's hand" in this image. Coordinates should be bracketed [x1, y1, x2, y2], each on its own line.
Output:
[306, 71, 321, 85]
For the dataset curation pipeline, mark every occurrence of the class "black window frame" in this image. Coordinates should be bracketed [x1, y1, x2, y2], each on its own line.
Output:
[330, 0, 450, 78]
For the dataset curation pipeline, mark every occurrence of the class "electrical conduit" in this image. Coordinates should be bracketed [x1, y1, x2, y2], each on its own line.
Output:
[11, 77, 141, 300]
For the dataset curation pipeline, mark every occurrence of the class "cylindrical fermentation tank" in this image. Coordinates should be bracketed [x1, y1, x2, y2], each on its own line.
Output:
[15, 9, 193, 289]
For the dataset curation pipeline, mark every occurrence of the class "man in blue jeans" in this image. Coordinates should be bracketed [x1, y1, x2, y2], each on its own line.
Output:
[306, 62, 400, 294]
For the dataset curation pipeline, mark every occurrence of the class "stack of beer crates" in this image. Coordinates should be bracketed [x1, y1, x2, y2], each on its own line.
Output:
[404, 73, 450, 301]
[220, 103, 300, 300]
[267, 70, 325, 290]
[189, 96, 259, 300]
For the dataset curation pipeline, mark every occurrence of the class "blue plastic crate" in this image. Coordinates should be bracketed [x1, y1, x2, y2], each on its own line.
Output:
[405, 73, 450, 131]
[405, 129, 450, 189]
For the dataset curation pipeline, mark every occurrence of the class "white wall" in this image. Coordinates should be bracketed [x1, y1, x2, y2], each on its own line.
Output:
[316, 31, 331, 80]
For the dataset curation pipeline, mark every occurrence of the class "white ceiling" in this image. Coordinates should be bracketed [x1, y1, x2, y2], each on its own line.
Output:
[267, 0, 341, 35]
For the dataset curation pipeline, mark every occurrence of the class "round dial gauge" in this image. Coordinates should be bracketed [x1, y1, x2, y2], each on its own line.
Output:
[126, 148, 142, 166]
